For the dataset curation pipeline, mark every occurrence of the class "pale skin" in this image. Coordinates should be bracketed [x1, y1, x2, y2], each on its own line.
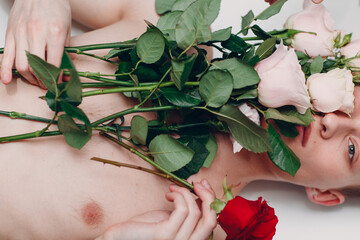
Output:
[1, 0, 349, 239]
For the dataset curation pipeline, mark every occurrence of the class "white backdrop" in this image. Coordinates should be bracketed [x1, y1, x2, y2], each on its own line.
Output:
[0, 0, 360, 239]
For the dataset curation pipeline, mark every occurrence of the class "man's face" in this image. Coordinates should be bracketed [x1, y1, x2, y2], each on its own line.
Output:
[281, 87, 360, 190]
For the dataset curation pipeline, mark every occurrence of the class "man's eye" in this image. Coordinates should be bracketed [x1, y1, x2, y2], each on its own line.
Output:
[348, 139, 355, 162]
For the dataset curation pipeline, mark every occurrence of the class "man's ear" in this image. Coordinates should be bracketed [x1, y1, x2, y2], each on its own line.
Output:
[305, 187, 345, 206]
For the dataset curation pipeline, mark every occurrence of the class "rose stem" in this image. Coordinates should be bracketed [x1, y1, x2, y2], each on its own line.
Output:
[99, 131, 194, 191]
[90, 157, 187, 187]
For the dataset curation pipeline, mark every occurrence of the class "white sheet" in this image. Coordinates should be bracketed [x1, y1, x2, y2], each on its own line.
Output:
[0, 1, 359, 239]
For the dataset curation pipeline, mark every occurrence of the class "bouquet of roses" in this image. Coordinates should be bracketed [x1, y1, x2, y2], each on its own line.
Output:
[1, 0, 359, 239]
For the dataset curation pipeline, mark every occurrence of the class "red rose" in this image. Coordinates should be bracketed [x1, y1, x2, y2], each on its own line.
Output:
[218, 196, 278, 240]
[264, 0, 278, 5]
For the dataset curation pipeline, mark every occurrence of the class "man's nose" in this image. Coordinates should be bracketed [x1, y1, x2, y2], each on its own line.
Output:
[320, 112, 349, 139]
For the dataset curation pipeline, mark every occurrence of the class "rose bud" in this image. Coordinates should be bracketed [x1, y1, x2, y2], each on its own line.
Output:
[284, 0, 338, 57]
[255, 41, 311, 114]
[218, 196, 278, 240]
[307, 68, 355, 115]
[340, 38, 360, 69]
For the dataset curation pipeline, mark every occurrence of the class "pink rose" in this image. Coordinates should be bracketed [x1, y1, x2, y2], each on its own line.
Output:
[340, 38, 360, 69]
[307, 68, 355, 115]
[255, 42, 311, 114]
[284, 0, 338, 57]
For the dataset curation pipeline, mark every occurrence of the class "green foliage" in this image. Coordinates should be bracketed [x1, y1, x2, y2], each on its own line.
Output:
[60, 52, 82, 103]
[171, 54, 196, 90]
[256, 38, 277, 60]
[155, 0, 177, 14]
[221, 34, 248, 54]
[157, 11, 182, 41]
[241, 10, 255, 35]
[255, 0, 288, 20]
[136, 30, 165, 64]
[175, 0, 221, 49]
[199, 70, 233, 108]
[130, 116, 149, 145]
[265, 107, 314, 126]
[173, 137, 209, 179]
[202, 133, 217, 168]
[26, 52, 61, 94]
[217, 105, 271, 153]
[16, 0, 313, 182]
[160, 88, 202, 107]
[149, 134, 195, 172]
[211, 27, 232, 42]
[267, 123, 301, 176]
[310, 56, 324, 74]
[211, 58, 260, 89]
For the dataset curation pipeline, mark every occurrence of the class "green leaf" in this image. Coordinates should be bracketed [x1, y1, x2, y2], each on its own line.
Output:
[175, 0, 221, 50]
[134, 64, 160, 83]
[274, 120, 299, 138]
[221, 34, 248, 53]
[60, 101, 90, 125]
[217, 104, 271, 153]
[267, 123, 301, 176]
[58, 114, 91, 150]
[60, 52, 82, 103]
[173, 137, 209, 179]
[296, 51, 309, 60]
[157, 11, 183, 41]
[26, 51, 60, 94]
[255, 0, 288, 20]
[241, 10, 255, 35]
[155, 0, 177, 14]
[130, 115, 148, 145]
[115, 61, 132, 81]
[264, 107, 314, 126]
[202, 133, 217, 168]
[136, 30, 165, 64]
[210, 27, 232, 42]
[233, 88, 258, 101]
[171, 54, 196, 90]
[172, 0, 197, 11]
[103, 48, 133, 60]
[310, 55, 323, 74]
[160, 88, 202, 107]
[199, 70, 233, 108]
[255, 38, 276, 60]
[149, 134, 194, 172]
[251, 25, 272, 40]
[211, 58, 260, 89]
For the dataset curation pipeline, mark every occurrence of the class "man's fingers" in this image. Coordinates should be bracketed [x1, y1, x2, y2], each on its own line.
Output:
[46, 21, 69, 67]
[15, 40, 38, 85]
[169, 185, 201, 240]
[312, 0, 323, 3]
[163, 191, 188, 237]
[189, 180, 217, 240]
[1, 34, 16, 84]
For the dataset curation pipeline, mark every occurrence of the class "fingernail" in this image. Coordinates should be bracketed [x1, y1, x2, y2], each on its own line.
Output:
[201, 179, 211, 189]
[196, 182, 205, 189]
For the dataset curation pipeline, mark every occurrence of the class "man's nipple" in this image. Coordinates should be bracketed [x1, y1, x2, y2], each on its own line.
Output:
[81, 201, 104, 227]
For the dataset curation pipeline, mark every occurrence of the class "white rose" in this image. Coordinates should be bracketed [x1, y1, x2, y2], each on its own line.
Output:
[307, 68, 355, 115]
[255, 41, 312, 114]
[284, 0, 338, 57]
[340, 38, 360, 69]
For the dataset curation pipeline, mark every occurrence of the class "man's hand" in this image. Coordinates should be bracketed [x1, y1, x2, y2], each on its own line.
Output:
[1, 0, 71, 86]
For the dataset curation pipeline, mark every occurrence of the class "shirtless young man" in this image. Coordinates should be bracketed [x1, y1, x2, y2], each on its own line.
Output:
[2, 0, 351, 240]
